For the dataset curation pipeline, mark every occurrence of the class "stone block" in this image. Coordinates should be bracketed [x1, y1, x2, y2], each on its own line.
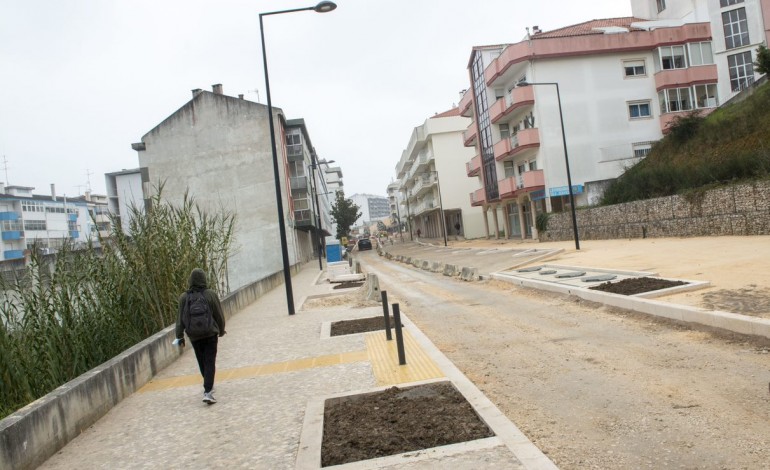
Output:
[460, 266, 479, 281]
[443, 264, 458, 277]
[702, 187, 735, 216]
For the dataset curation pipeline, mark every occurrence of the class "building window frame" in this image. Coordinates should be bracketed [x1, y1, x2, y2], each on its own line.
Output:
[693, 84, 719, 108]
[659, 45, 687, 70]
[628, 100, 652, 119]
[657, 0, 666, 13]
[658, 87, 694, 113]
[727, 51, 755, 91]
[722, 8, 750, 50]
[688, 42, 714, 66]
[632, 142, 653, 158]
[623, 59, 647, 78]
[720, 0, 744, 7]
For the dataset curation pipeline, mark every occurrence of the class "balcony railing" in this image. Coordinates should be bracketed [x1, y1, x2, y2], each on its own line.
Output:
[469, 188, 486, 207]
[497, 170, 545, 199]
[290, 176, 308, 190]
[494, 128, 540, 161]
[459, 89, 473, 117]
[463, 124, 478, 147]
[287, 144, 304, 162]
[490, 86, 535, 124]
[466, 153, 481, 177]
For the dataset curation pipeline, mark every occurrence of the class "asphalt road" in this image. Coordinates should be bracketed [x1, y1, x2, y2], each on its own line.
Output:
[358, 250, 770, 470]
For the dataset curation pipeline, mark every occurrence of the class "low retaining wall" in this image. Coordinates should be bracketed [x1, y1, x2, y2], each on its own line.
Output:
[542, 180, 770, 241]
[0, 263, 301, 470]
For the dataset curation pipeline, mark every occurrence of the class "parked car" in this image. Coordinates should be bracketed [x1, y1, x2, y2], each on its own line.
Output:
[357, 238, 372, 251]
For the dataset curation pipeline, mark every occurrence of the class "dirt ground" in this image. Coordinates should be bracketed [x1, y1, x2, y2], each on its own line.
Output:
[321, 381, 494, 467]
[427, 235, 770, 319]
[589, 277, 687, 295]
[329, 316, 399, 336]
[360, 249, 770, 469]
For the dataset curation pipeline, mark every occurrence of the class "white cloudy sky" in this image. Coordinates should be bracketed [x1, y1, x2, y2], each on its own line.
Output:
[0, 0, 633, 198]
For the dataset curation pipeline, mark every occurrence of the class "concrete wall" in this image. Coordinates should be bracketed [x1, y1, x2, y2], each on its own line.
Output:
[137, 91, 310, 292]
[541, 180, 770, 241]
[0, 263, 302, 470]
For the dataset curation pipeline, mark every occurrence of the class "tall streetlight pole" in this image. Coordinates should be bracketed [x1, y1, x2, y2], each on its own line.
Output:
[403, 189, 413, 241]
[431, 170, 448, 247]
[517, 81, 580, 250]
[260, 1, 337, 315]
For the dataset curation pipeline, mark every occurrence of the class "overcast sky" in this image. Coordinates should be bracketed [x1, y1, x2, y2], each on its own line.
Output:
[0, 0, 633, 198]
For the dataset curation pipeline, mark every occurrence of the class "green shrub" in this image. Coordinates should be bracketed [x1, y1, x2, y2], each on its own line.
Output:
[535, 212, 550, 232]
[0, 187, 235, 419]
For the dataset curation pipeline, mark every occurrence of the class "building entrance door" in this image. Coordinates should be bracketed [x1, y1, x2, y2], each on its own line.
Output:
[522, 202, 532, 238]
[507, 202, 521, 238]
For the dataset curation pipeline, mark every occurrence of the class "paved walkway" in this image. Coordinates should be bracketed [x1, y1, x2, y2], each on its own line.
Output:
[39, 264, 555, 470]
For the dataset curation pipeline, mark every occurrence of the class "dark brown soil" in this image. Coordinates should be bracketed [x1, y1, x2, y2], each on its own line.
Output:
[321, 381, 494, 467]
[589, 276, 687, 295]
[330, 316, 399, 336]
[332, 281, 364, 290]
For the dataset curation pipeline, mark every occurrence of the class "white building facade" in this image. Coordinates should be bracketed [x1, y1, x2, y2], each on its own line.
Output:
[350, 193, 390, 229]
[395, 109, 486, 241]
[463, 0, 767, 240]
[105, 168, 144, 236]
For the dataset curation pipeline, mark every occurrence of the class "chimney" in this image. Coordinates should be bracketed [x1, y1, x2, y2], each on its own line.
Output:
[51, 183, 56, 201]
[212, 84, 223, 95]
[0, 182, 4, 194]
[238, 94, 244, 100]
[85, 191, 91, 202]
[533, 25, 541, 34]
[192, 88, 203, 98]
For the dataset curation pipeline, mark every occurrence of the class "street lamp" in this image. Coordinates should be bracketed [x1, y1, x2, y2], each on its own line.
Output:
[309, 155, 335, 271]
[517, 81, 580, 250]
[260, 1, 337, 315]
[430, 170, 448, 247]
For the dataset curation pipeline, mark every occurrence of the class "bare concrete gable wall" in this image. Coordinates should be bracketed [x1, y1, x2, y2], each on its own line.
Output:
[541, 180, 770, 241]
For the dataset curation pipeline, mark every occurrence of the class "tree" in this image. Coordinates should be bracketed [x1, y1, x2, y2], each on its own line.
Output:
[755, 45, 770, 76]
[330, 191, 361, 240]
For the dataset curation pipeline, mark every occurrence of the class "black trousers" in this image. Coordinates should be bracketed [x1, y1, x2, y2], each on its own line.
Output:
[191, 335, 218, 393]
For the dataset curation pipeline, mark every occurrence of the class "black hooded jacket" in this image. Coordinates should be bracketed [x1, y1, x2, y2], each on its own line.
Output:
[175, 268, 226, 341]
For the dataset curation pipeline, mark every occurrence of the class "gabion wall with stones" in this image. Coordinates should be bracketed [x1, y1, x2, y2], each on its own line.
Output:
[540, 180, 770, 242]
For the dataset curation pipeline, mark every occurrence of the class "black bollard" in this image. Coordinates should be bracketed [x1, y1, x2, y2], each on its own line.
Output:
[392, 303, 406, 365]
[381, 290, 392, 341]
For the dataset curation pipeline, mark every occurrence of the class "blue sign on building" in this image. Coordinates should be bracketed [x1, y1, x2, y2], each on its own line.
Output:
[549, 185, 584, 197]
[530, 189, 547, 201]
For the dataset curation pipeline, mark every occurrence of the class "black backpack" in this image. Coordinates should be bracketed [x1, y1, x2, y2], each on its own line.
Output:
[183, 290, 216, 336]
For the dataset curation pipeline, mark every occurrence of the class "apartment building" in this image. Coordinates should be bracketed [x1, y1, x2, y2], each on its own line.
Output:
[395, 108, 486, 241]
[0, 184, 93, 267]
[105, 168, 144, 236]
[350, 193, 390, 229]
[132, 85, 334, 291]
[463, 0, 767, 240]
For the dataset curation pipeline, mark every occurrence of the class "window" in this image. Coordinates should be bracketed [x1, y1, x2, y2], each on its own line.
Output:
[24, 220, 46, 231]
[528, 160, 537, 171]
[660, 46, 686, 69]
[21, 201, 44, 212]
[720, 0, 744, 7]
[658, 88, 693, 113]
[657, 0, 666, 12]
[694, 84, 718, 108]
[503, 161, 515, 178]
[633, 142, 653, 158]
[1, 220, 22, 231]
[45, 206, 65, 214]
[68, 221, 78, 231]
[723, 8, 749, 49]
[628, 101, 652, 119]
[728, 51, 755, 91]
[623, 60, 646, 77]
[517, 163, 527, 176]
[688, 42, 714, 66]
[499, 123, 510, 139]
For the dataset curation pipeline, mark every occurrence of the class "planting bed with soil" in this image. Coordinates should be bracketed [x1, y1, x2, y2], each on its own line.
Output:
[330, 316, 400, 336]
[321, 381, 494, 467]
[589, 276, 686, 295]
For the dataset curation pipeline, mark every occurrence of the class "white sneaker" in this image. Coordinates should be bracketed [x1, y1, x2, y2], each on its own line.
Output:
[202, 392, 217, 404]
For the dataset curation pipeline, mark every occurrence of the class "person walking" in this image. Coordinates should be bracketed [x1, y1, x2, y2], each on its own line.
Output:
[174, 268, 226, 404]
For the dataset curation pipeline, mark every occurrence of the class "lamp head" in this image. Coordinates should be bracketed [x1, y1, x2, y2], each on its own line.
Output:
[314, 1, 337, 12]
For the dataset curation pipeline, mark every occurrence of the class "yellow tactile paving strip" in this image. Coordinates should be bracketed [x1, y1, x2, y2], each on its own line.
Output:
[138, 351, 368, 393]
[138, 328, 444, 393]
[365, 329, 445, 386]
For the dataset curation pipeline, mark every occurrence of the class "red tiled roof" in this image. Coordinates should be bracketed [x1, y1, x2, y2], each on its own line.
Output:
[433, 107, 461, 118]
[532, 17, 647, 39]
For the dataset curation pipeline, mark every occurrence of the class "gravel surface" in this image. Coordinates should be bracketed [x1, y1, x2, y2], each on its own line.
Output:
[360, 252, 770, 470]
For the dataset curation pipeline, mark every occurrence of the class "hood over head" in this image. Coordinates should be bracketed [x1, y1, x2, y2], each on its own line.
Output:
[188, 268, 208, 290]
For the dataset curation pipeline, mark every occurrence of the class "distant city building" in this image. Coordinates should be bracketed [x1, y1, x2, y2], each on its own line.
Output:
[0, 183, 95, 268]
[105, 168, 144, 236]
[394, 108, 485, 240]
[349, 193, 389, 228]
[131, 84, 336, 291]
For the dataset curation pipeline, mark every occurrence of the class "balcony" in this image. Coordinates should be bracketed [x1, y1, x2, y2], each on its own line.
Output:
[484, 42, 529, 87]
[654, 64, 717, 91]
[497, 170, 545, 199]
[293, 209, 315, 229]
[463, 124, 478, 147]
[2, 231, 23, 241]
[70, 231, 80, 239]
[490, 86, 535, 124]
[494, 128, 540, 161]
[412, 173, 437, 196]
[414, 149, 434, 169]
[0, 212, 19, 221]
[287, 144, 304, 162]
[290, 176, 308, 191]
[470, 188, 486, 207]
[459, 89, 473, 117]
[3, 249, 23, 260]
[466, 153, 481, 177]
